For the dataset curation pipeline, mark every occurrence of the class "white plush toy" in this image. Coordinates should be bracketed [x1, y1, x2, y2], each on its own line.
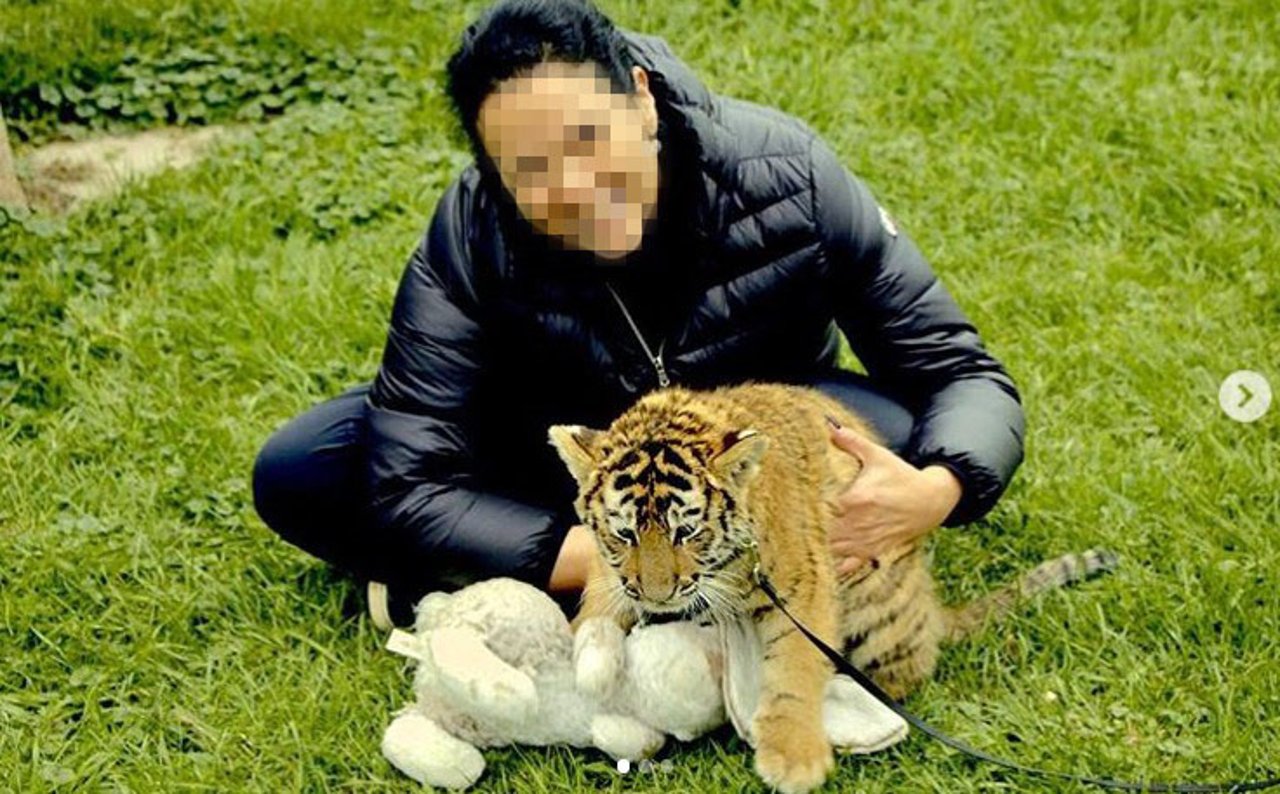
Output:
[381, 577, 907, 790]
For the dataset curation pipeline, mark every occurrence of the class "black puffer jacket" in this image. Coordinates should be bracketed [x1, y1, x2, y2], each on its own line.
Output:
[366, 32, 1025, 590]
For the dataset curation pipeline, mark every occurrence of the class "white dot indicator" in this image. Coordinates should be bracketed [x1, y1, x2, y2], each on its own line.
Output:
[1219, 370, 1272, 423]
[616, 758, 631, 774]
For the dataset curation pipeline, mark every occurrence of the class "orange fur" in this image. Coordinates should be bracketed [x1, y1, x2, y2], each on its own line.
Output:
[549, 382, 1115, 792]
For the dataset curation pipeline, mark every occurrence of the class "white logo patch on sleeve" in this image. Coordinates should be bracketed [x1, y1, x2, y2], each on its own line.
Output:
[876, 204, 899, 238]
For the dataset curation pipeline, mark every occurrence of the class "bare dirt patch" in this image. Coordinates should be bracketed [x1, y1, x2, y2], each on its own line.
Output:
[17, 126, 231, 214]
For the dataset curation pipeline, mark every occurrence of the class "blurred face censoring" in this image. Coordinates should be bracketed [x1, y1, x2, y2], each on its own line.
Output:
[477, 60, 662, 260]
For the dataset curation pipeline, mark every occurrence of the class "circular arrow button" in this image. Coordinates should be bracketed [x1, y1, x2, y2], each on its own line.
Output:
[1219, 370, 1272, 423]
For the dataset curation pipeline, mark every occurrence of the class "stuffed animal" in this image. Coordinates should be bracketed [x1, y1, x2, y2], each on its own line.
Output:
[381, 577, 907, 790]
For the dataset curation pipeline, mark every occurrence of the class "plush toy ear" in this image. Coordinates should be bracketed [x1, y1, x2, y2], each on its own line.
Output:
[709, 429, 769, 490]
[547, 425, 605, 487]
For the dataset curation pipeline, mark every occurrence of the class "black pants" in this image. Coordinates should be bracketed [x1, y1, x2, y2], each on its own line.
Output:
[251, 369, 916, 592]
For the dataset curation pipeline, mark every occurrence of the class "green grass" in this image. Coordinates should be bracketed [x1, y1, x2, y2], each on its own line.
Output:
[2, 0, 1278, 791]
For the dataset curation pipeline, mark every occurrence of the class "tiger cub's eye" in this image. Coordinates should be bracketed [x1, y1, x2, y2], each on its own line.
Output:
[672, 524, 699, 545]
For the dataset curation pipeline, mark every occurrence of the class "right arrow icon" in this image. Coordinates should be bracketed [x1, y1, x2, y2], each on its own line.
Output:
[1238, 383, 1254, 407]
[1220, 370, 1271, 423]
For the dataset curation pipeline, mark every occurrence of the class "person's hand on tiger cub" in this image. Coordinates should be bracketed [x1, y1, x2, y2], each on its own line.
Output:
[825, 421, 963, 579]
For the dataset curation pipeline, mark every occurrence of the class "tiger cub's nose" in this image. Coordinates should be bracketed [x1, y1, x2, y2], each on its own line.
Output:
[639, 578, 678, 603]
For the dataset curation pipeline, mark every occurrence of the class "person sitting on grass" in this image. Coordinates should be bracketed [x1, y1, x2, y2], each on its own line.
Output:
[251, 0, 1025, 629]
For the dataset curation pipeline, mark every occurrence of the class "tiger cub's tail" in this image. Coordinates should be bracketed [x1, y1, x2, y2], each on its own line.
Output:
[944, 548, 1119, 642]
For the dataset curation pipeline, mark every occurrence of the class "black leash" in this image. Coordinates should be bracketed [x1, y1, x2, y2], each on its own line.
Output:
[752, 569, 1280, 792]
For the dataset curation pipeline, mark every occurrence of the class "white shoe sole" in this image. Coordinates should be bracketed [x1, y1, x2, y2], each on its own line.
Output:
[367, 580, 393, 631]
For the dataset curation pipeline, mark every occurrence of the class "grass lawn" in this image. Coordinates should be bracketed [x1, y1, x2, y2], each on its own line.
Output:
[2, 0, 1277, 791]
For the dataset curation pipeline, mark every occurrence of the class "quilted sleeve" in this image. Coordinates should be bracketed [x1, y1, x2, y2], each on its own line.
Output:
[366, 176, 575, 589]
[809, 136, 1026, 527]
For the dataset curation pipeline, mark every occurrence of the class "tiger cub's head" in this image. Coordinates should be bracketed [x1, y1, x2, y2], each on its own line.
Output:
[548, 417, 768, 618]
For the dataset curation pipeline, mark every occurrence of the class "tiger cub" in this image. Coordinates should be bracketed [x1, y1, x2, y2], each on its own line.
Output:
[548, 382, 1114, 794]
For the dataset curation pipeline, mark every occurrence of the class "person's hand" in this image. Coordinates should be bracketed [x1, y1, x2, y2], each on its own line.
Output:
[825, 419, 963, 578]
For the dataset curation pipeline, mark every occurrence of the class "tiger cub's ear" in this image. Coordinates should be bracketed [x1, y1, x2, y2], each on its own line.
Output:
[710, 429, 769, 489]
[547, 425, 605, 487]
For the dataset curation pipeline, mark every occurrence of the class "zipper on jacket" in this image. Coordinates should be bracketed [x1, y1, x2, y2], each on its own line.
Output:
[605, 282, 671, 389]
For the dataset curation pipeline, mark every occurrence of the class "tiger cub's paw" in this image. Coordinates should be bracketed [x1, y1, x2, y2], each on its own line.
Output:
[573, 616, 625, 699]
[753, 716, 834, 794]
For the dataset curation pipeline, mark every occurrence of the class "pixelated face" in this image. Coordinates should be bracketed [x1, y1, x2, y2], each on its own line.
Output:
[477, 60, 661, 259]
